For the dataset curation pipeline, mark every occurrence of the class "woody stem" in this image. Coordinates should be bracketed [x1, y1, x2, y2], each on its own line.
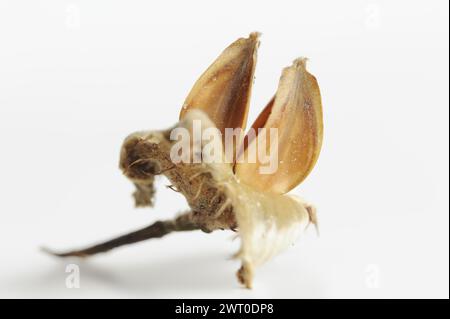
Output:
[43, 213, 198, 258]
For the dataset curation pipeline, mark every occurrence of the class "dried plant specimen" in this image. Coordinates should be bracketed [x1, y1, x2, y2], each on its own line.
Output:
[45, 32, 323, 289]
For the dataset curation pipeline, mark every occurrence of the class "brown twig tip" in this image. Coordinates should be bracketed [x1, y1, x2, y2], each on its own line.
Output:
[40, 246, 88, 258]
[40, 246, 56, 256]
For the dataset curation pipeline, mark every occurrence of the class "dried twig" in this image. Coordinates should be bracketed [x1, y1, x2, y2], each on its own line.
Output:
[43, 213, 198, 257]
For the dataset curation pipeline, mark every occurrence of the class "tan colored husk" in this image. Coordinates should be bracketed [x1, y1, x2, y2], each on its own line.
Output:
[180, 32, 260, 159]
[235, 58, 323, 194]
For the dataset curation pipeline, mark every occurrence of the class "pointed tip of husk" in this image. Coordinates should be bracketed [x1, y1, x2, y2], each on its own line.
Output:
[248, 31, 262, 41]
[232, 32, 260, 51]
[293, 57, 309, 69]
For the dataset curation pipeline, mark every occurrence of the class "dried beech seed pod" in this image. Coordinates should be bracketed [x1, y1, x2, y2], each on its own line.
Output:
[44, 33, 323, 289]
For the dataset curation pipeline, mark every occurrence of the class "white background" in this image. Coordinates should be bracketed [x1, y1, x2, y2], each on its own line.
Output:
[0, 0, 448, 299]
